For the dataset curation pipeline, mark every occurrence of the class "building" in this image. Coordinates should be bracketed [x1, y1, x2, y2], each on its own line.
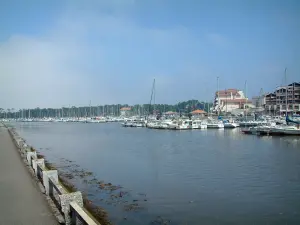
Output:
[264, 93, 276, 113]
[213, 89, 251, 113]
[275, 82, 300, 114]
[264, 82, 300, 114]
[191, 109, 207, 117]
[252, 95, 266, 108]
[120, 107, 131, 117]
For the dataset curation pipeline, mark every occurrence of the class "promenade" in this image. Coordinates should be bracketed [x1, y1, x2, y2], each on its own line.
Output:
[0, 124, 57, 225]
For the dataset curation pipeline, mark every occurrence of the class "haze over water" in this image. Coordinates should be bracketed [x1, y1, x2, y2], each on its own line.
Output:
[14, 122, 300, 225]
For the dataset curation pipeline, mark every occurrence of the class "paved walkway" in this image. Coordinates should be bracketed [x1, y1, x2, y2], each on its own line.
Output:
[0, 125, 58, 225]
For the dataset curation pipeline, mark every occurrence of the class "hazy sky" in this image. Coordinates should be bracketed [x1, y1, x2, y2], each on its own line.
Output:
[0, 0, 299, 109]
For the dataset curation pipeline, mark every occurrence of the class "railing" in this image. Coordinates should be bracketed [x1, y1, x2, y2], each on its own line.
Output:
[7, 128, 99, 225]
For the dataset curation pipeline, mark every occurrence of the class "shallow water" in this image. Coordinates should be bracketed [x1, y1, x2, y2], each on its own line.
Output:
[14, 122, 300, 225]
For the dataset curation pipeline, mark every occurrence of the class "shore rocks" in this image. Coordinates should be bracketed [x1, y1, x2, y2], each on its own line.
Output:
[41, 155, 171, 225]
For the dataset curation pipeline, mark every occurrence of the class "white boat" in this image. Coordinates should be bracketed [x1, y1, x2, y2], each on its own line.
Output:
[95, 118, 107, 123]
[223, 122, 239, 128]
[192, 120, 207, 129]
[283, 126, 300, 135]
[241, 126, 259, 135]
[43, 118, 54, 122]
[122, 118, 146, 127]
[131, 120, 145, 127]
[255, 124, 277, 135]
[147, 121, 160, 129]
[239, 120, 269, 127]
[270, 125, 300, 136]
[134, 122, 144, 127]
[157, 119, 175, 129]
[273, 116, 286, 125]
[207, 120, 224, 129]
[239, 121, 257, 127]
[122, 120, 134, 127]
[169, 120, 192, 130]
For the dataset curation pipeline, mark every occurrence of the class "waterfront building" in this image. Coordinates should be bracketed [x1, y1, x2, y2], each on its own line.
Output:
[213, 89, 251, 113]
[263, 82, 300, 115]
[191, 109, 207, 117]
[120, 107, 132, 117]
[264, 93, 276, 114]
[252, 95, 266, 108]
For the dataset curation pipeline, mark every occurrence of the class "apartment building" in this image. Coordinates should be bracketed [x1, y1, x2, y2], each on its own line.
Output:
[264, 82, 300, 114]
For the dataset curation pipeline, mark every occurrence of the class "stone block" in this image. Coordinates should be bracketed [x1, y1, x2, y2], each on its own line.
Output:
[21, 147, 31, 154]
[32, 158, 45, 176]
[59, 192, 83, 225]
[43, 170, 58, 195]
[16, 138, 24, 148]
[70, 202, 98, 225]
[26, 151, 37, 166]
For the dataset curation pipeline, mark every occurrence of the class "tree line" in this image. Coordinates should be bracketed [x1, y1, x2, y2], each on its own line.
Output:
[0, 100, 213, 118]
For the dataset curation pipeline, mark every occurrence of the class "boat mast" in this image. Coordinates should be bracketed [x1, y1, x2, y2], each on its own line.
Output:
[89, 100, 92, 117]
[285, 68, 288, 116]
[154, 79, 156, 115]
[147, 78, 156, 119]
[225, 88, 227, 115]
[245, 80, 247, 120]
[217, 77, 220, 117]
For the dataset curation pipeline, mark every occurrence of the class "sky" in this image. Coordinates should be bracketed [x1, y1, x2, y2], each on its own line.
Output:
[0, 0, 299, 109]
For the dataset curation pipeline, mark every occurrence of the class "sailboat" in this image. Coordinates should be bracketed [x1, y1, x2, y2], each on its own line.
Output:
[146, 78, 156, 127]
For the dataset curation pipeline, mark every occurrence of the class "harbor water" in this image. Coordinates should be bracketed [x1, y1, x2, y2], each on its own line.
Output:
[14, 122, 300, 225]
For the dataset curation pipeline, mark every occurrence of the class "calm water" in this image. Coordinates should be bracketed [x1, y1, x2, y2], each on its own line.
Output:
[14, 122, 300, 225]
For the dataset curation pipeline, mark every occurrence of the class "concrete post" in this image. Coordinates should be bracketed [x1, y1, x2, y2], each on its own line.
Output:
[43, 170, 58, 195]
[26, 151, 37, 166]
[16, 138, 24, 148]
[21, 147, 31, 155]
[32, 159, 45, 176]
[59, 192, 83, 225]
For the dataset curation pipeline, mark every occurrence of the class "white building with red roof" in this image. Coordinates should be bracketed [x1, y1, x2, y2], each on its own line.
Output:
[120, 107, 132, 116]
[213, 89, 252, 113]
[191, 109, 207, 117]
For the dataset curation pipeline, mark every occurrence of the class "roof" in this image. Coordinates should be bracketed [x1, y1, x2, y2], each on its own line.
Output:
[120, 107, 131, 111]
[288, 82, 300, 87]
[265, 92, 276, 97]
[191, 109, 207, 114]
[217, 89, 239, 95]
[276, 82, 300, 90]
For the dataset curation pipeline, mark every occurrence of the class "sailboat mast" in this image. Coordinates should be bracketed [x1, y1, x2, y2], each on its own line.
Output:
[89, 100, 92, 117]
[153, 79, 156, 115]
[244, 80, 247, 120]
[285, 68, 288, 116]
[148, 78, 156, 118]
[217, 76, 219, 116]
[225, 89, 228, 114]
